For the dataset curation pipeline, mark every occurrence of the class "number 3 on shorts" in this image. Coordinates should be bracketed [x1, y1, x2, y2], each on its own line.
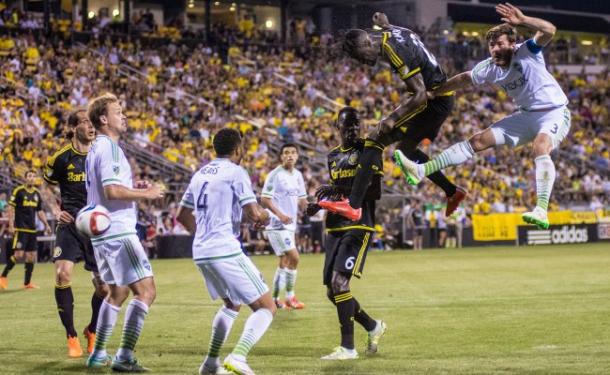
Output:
[345, 256, 355, 270]
[550, 124, 558, 134]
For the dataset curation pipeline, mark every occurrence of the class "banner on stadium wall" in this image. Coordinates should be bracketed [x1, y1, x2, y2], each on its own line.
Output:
[472, 211, 598, 241]
[517, 224, 598, 246]
[597, 223, 610, 240]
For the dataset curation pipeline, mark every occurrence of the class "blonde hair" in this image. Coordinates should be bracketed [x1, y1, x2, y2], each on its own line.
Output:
[87, 93, 119, 130]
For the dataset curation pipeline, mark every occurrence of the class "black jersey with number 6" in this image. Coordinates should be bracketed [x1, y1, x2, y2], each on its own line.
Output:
[379, 26, 447, 90]
[44, 144, 88, 217]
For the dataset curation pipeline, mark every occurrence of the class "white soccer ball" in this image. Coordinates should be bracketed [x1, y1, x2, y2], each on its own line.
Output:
[76, 204, 111, 237]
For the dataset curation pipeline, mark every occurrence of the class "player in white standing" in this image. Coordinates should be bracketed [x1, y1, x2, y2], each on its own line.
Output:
[84, 93, 164, 372]
[176, 128, 276, 375]
[261, 143, 308, 310]
[394, 3, 570, 230]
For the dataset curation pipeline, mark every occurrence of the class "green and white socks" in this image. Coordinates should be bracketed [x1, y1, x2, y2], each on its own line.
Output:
[272, 268, 286, 300]
[232, 308, 274, 360]
[534, 155, 556, 212]
[203, 307, 238, 368]
[91, 300, 120, 360]
[285, 269, 297, 299]
[116, 299, 149, 361]
[420, 141, 475, 178]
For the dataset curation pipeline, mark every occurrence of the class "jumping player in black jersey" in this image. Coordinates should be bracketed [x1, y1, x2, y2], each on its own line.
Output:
[308, 107, 386, 360]
[44, 109, 109, 358]
[0, 170, 51, 290]
[320, 12, 466, 221]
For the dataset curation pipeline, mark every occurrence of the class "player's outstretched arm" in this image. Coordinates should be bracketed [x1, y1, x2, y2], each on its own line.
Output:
[104, 184, 165, 201]
[381, 73, 427, 131]
[260, 197, 292, 224]
[176, 206, 196, 234]
[496, 2, 556, 46]
[243, 202, 271, 228]
[430, 71, 473, 98]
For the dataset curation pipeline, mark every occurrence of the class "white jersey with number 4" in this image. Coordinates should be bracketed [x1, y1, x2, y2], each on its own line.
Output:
[180, 158, 257, 261]
[262, 166, 307, 232]
[85, 135, 137, 241]
[471, 39, 568, 111]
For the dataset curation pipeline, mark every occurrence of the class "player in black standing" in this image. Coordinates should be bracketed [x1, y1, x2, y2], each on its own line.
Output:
[0, 169, 51, 289]
[320, 13, 466, 220]
[308, 107, 386, 360]
[44, 109, 109, 358]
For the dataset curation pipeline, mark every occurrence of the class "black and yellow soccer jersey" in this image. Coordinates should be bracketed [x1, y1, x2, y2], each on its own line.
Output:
[325, 139, 382, 232]
[9, 185, 42, 232]
[379, 26, 447, 90]
[44, 144, 88, 217]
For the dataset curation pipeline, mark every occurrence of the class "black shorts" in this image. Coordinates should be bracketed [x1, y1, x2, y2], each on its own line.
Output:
[447, 225, 457, 237]
[53, 223, 98, 272]
[379, 95, 454, 147]
[323, 230, 373, 286]
[413, 228, 423, 237]
[12, 231, 38, 252]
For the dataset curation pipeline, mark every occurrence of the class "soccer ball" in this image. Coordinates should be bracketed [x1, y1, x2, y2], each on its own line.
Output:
[76, 204, 111, 237]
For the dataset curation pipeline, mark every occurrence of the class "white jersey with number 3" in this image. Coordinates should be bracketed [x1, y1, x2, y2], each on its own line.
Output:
[180, 158, 257, 261]
[262, 166, 307, 232]
[471, 39, 568, 111]
[85, 135, 137, 241]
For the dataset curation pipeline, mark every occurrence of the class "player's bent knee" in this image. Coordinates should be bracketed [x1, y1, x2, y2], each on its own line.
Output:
[56, 269, 72, 285]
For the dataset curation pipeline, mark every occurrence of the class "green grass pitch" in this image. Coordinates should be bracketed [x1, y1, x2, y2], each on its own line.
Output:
[1, 243, 610, 374]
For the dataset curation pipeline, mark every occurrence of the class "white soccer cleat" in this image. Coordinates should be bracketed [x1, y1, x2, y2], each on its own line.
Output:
[393, 150, 423, 185]
[223, 354, 256, 375]
[366, 320, 387, 354]
[320, 346, 359, 360]
[522, 207, 550, 230]
[200, 359, 232, 375]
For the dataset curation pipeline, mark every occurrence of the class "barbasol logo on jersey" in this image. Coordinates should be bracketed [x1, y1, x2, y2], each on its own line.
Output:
[527, 225, 588, 245]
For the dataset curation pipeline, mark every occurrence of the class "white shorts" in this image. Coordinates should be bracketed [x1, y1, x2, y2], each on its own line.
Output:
[490, 106, 571, 149]
[92, 234, 153, 286]
[196, 252, 268, 306]
[264, 230, 296, 256]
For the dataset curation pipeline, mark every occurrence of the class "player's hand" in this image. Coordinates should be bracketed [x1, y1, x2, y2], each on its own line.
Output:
[255, 210, 271, 228]
[57, 210, 75, 224]
[379, 117, 395, 134]
[496, 2, 525, 26]
[278, 213, 293, 225]
[44, 225, 52, 235]
[315, 185, 344, 201]
[144, 184, 165, 200]
[372, 12, 390, 29]
[7, 225, 15, 235]
[305, 203, 321, 217]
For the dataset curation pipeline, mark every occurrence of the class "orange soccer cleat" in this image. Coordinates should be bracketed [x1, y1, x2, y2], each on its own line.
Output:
[23, 283, 40, 290]
[446, 187, 467, 217]
[0, 277, 7, 290]
[83, 327, 96, 354]
[285, 296, 305, 310]
[67, 336, 83, 358]
[318, 199, 362, 222]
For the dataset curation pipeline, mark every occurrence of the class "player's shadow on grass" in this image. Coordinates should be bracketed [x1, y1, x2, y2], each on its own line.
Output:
[0, 290, 25, 295]
[29, 360, 87, 373]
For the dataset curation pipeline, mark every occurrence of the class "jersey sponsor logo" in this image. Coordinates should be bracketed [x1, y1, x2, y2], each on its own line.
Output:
[53, 246, 62, 258]
[501, 75, 528, 92]
[331, 168, 357, 179]
[22, 199, 39, 207]
[201, 165, 219, 175]
[526, 225, 588, 245]
[67, 171, 86, 182]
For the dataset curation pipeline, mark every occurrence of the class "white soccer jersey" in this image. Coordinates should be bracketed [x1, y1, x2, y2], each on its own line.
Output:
[261, 166, 307, 232]
[85, 135, 137, 241]
[471, 39, 568, 111]
[180, 158, 257, 261]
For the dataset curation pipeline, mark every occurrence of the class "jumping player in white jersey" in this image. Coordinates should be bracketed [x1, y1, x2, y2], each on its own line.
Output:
[84, 93, 165, 372]
[261, 143, 308, 310]
[176, 128, 275, 375]
[394, 3, 570, 229]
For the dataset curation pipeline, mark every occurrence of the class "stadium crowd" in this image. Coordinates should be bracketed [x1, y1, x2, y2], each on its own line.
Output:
[0, 18, 608, 251]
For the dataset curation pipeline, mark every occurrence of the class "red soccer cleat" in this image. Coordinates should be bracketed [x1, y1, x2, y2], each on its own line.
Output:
[318, 199, 362, 222]
[446, 187, 467, 217]
[285, 296, 305, 310]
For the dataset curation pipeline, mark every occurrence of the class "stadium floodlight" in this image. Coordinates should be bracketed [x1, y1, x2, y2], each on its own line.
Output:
[87, 11, 95, 19]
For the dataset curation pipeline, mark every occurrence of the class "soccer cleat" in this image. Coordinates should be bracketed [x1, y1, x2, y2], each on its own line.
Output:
[318, 199, 362, 221]
[0, 277, 7, 290]
[285, 296, 305, 310]
[365, 320, 387, 355]
[273, 298, 285, 309]
[320, 346, 359, 360]
[86, 354, 112, 369]
[223, 353, 256, 375]
[23, 282, 40, 289]
[522, 207, 550, 230]
[111, 357, 150, 373]
[67, 336, 83, 358]
[393, 149, 423, 185]
[83, 326, 96, 354]
[200, 359, 232, 375]
[445, 187, 467, 217]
